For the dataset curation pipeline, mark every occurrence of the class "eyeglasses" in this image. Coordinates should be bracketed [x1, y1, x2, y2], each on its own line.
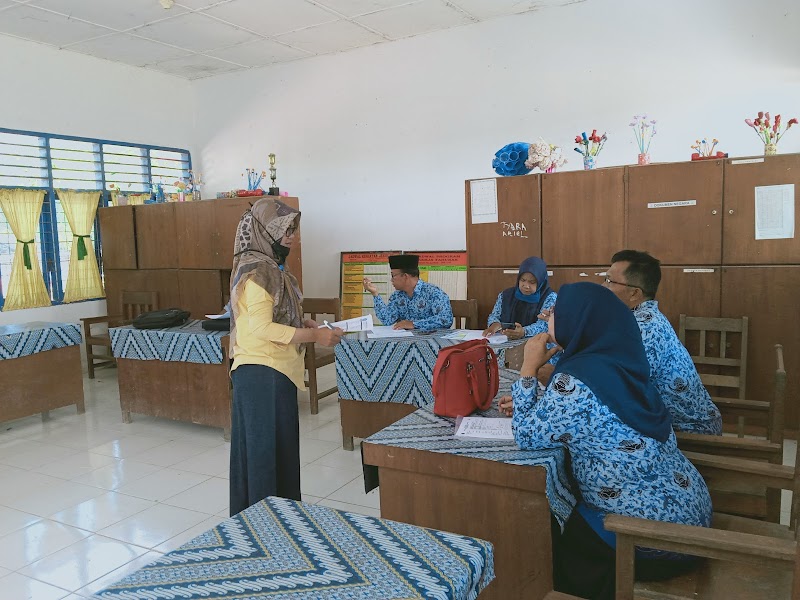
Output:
[604, 276, 640, 290]
[284, 226, 297, 236]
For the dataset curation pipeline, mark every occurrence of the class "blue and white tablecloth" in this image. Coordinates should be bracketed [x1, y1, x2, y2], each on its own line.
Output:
[364, 403, 577, 528]
[335, 331, 525, 406]
[0, 321, 82, 360]
[110, 320, 226, 364]
[93, 496, 494, 600]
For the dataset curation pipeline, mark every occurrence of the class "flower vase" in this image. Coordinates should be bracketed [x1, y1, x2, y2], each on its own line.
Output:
[765, 143, 777, 156]
[637, 153, 650, 166]
[178, 191, 185, 202]
[545, 164, 557, 174]
[583, 155, 596, 170]
[193, 189, 201, 201]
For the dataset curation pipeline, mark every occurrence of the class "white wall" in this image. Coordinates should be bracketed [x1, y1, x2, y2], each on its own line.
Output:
[0, 35, 195, 325]
[192, 0, 800, 298]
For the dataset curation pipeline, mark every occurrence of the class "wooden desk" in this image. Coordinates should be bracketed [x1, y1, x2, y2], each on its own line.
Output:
[336, 333, 524, 449]
[362, 407, 576, 600]
[0, 322, 85, 423]
[110, 321, 231, 438]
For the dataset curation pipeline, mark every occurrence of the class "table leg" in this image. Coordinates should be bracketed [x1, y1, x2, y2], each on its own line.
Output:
[122, 410, 132, 424]
[342, 433, 355, 451]
[223, 427, 231, 442]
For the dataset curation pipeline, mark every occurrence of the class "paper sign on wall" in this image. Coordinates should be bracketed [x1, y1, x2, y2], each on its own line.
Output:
[755, 184, 795, 240]
[647, 200, 697, 209]
[470, 179, 498, 224]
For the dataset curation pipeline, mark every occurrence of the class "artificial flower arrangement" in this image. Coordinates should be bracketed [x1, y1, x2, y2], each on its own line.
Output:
[690, 138, 726, 161]
[243, 168, 267, 191]
[745, 112, 798, 155]
[574, 129, 607, 169]
[525, 139, 567, 173]
[492, 142, 531, 176]
[630, 114, 657, 165]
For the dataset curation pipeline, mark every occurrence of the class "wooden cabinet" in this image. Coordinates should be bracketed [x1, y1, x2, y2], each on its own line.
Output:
[547, 267, 606, 292]
[175, 201, 216, 269]
[627, 161, 723, 265]
[721, 266, 800, 431]
[135, 203, 178, 269]
[98, 205, 136, 269]
[723, 154, 800, 264]
[466, 175, 541, 268]
[104, 269, 180, 316]
[467, 268, 519, 326]
[178, 270, 224, 318]
[542, 167, 624, 265]
[657, 267, 721, 329]
[212, 198, 251, 269]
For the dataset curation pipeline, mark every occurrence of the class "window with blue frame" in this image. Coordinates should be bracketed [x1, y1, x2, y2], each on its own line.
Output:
[0, 128, 191, 309]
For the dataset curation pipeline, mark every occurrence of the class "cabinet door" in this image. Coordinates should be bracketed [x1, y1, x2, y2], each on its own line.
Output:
[467, 268, 519, 326]
[627, 161, 723, 264]
[547, 267, 606, 292]
[178, 270, 224, 318]
[466, 175, 541, 267]
[542, 168, 625, 265]
[141, 269, 181, 310]
[723, 154, 800, 264]
[282, 197, 303, 291]
[721, 266, 800, 431]
[99, 206, 136, 269]
[135, 204, 178, 269]
[104, 269, 146, 316]
[175, 201, 216, 269]
[657, 267, 721, 330]
[213, 198, 251, 269]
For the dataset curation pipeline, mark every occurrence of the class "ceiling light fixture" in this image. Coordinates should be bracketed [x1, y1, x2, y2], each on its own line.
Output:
[159, 0, 175, 8]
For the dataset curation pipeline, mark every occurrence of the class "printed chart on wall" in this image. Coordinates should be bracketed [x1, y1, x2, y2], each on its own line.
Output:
[340, 251, 467, 323]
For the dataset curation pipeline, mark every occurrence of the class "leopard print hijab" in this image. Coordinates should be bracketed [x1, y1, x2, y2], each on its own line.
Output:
[229, 198, 302, 355]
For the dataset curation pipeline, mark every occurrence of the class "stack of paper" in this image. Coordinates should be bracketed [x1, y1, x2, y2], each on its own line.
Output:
[441, 330, 508, 344]
[367, 326, 414, 339]
[454, 416, 514, 440]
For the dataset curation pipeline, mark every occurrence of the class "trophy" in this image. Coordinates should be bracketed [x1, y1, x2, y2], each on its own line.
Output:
[268, 153, 279, 196]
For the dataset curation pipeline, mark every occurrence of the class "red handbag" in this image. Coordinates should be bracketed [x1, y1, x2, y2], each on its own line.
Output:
[432, 339, 499, 418]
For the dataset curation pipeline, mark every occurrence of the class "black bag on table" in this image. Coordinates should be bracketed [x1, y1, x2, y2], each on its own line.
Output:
[201, 318, 230, 331]
[132, 308, 191, 330]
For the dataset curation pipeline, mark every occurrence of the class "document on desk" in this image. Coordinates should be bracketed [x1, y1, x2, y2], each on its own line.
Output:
[454, 416, 515, 441]
[321, 314, 374, 332]
[367, 326, 414, 339]
[204, 311, 230, 319]
[442, 330, 508, 344]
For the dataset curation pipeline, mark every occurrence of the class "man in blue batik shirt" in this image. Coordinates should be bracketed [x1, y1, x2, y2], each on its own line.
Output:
[363, 254, 453, 331]
[603, 250, 722, 435]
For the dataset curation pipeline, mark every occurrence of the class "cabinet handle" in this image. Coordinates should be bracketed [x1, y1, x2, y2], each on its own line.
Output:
[728, 210, 734, 215]
[532, 219, 537, 223]
[711, 210, 717, 215]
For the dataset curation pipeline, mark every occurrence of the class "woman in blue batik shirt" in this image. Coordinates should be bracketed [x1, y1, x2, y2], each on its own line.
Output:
[501, 282, 711, 600]
[483, 256, 556, 340]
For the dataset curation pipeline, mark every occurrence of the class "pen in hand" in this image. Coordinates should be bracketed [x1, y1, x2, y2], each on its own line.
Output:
[323, 320, 335, 330]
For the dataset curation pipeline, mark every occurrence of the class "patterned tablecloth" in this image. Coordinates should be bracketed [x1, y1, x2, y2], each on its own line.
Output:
[335, 331, 526, 406]
[0, 321, 82, 360]
[364, 400, 577, 528]
[110, 320, 227, 364]
[93, 496, 494, 600]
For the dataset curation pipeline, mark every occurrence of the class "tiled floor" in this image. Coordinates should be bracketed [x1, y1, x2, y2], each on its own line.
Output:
[0, 364, 378, 599]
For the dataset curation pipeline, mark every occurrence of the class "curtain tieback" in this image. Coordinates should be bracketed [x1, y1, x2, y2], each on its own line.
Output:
[74, 234, 91, 260]
[17, 239, 34, 270]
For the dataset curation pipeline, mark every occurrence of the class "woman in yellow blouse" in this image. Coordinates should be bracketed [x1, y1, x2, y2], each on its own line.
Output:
[229, 198, 342, 515]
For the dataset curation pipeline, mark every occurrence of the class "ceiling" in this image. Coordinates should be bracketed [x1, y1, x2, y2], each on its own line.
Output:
[0, 0, 579, 80]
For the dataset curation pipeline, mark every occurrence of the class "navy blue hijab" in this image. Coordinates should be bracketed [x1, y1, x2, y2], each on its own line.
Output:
[552, 282, 672, 442]
[499, 257, 553, 326]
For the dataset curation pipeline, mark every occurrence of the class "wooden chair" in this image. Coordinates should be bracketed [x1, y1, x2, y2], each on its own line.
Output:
[303, 297, 341, 415]
[81, 290, 158, 378]
[676, 344, 787, 522]
[450, 299, 479, 329]
[606, 434, 800, 599]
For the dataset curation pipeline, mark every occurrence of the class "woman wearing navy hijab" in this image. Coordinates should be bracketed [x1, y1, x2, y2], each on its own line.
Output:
[483, 256, 556, 340]
[506, 282, 711, 600]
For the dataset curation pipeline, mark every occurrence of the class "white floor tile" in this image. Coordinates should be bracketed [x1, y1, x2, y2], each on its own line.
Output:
[299, 464, 359, 498]
[304, 420, 345, 444]
[316, 499, 381, 518]
[302, 495, 323, 504]
[99, 504, 208, 548]
[128, 440, 217, 468]
[0, 572, 71, 600]
[0, 440, 79, 469]
[71, 459, 163, 491]
[18, 534, 149, 591]
[327, 476, 381, 510]
[162, 477, 229, 515]
[298, 438, 339, 466]
[87, 435, 171, 459]
[114, 468, 210, 502]
[0, 520, 91, 570]
[75, 550, 162, 597]
[0, 564, 9, 578]
[33, 452, 118, 480]
[0, 471, 73, 506]
[4, 480, 106, 518]
[170, 445, 230, 476]
[152, 515, 226, 553]
[310, 447, 365, 475]
[49, 492, 155, 532]
[0, 505, 42, 538]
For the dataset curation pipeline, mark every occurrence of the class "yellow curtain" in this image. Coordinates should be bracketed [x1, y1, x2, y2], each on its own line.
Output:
[127, 194, 151, 206]
[0, 189, 51, 311]
[57, 190, 105, 303]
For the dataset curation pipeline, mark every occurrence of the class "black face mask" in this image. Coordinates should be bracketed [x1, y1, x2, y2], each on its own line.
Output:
[271, 240, 290, 264]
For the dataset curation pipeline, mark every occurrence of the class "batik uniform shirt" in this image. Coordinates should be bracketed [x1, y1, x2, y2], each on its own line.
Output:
[635, 300, 722, 435]
[487, 291, 558, 338]
[512, 375, 712, 541]
[373, 279, 454, 331]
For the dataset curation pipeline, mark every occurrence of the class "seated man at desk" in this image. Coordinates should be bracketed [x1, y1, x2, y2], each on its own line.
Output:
[602, 249, 722, 435]
[363, 254, 453, 331]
